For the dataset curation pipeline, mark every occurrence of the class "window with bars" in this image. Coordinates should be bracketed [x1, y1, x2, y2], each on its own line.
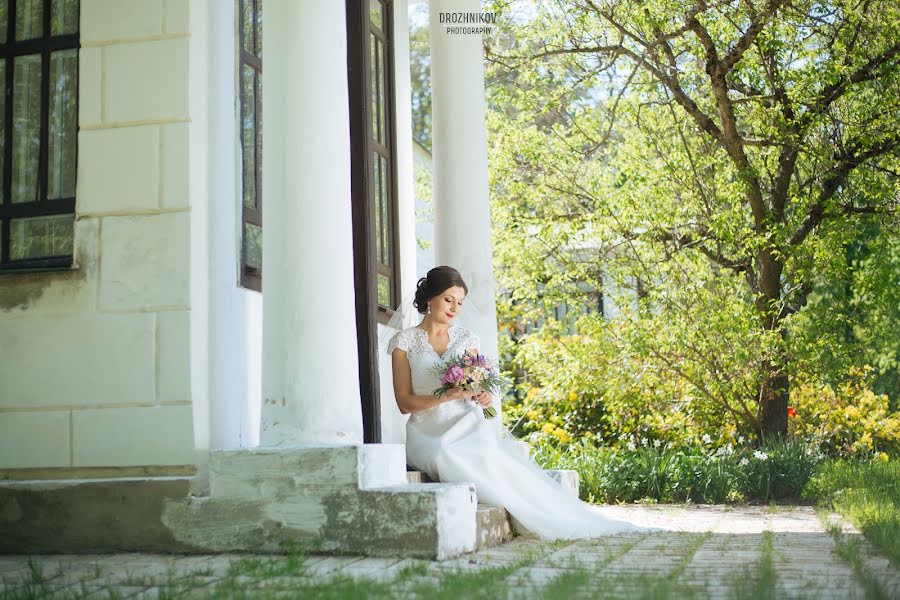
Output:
[369, 0, 398, 312]
[238, 0, 262, 291]
[0, 0, 79, 271]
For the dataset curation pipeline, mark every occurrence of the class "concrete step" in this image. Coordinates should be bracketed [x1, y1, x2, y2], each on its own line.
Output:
[406, 469, 433, 484]
[3, 447, 482, 561]
[406, 469, 510, 549]
[405, 464, 581, 544]
[476, 503, 512, 549]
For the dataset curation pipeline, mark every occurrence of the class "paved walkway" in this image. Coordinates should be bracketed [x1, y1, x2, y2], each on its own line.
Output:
[2, 505, 898, 599]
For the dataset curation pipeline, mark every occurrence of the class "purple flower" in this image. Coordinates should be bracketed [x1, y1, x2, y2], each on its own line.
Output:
[442, 365, 466, 385]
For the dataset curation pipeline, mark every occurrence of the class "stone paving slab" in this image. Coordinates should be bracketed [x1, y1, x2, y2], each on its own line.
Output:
[1, 504, 898, 599]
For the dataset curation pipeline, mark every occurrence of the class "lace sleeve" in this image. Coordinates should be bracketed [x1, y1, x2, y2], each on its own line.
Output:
[386, 329, 409, 356]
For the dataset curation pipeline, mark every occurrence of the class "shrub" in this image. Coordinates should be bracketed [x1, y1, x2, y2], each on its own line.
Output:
[532, 436, 824, 504]
[789, 368, 900, 457]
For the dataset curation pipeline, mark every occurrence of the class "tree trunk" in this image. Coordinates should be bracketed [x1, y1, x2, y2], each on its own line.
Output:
[758, 362, 789, 437]
[755, 246, 789, 437]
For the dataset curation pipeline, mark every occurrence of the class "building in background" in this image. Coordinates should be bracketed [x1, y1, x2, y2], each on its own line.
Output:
[0, 0, 502, 559]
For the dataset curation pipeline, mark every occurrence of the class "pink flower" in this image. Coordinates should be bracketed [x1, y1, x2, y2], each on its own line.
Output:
[442, 365, 466, 386]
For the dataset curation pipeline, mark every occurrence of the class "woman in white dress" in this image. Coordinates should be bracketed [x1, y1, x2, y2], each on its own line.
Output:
[386, 266, 652, 539]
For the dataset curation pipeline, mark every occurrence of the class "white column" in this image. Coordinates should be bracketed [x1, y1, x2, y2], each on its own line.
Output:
[260, 0, 363, 446]
[429, 0, 500, 364]
[204, 0, 262, 450]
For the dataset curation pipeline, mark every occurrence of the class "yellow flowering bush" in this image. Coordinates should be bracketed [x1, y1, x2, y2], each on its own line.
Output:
[789, 368, 900, 456]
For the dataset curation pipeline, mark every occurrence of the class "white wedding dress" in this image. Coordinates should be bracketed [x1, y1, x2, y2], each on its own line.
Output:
[387, 323, 650, 539]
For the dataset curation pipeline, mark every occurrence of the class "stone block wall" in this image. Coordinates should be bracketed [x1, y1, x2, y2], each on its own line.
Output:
[0, 0, 197, 471]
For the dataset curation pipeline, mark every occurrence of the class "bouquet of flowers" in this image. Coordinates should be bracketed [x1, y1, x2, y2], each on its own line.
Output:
[431, 349, 502, 418]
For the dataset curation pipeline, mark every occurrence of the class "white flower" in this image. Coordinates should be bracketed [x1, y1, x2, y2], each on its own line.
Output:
[715, 446, 726, 457]
[753, 450, 769, 460]
[653, 439, 662, 448]
[640, 437, 648, 446]
[739, 457, 750, 466]
[737, 435, 745, 445]
[726, 443, 734, 454]
[626, 441, 636, 451]
[702, 434, 712, 444]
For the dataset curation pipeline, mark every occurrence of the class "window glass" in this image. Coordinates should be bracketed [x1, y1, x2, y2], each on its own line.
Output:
[12, 54, 42, 204]
[51, 0, 78, 35]
[16, 0, 42, 41]
[48, 49, 78, 200]
[1, 0, 79, 269]
[239, 0, 263, 290]
[10, 215, 75, 260]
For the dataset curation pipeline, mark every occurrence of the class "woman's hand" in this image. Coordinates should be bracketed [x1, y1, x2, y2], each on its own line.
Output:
[473, 391, 492, 407]
[442, 387, 472, 402]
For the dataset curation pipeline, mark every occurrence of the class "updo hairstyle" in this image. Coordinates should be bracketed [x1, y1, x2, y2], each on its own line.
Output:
[413, 266, 469, 315]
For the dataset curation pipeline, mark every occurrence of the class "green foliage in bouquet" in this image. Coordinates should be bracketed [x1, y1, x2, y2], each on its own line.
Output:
[431, 350, 505, 419]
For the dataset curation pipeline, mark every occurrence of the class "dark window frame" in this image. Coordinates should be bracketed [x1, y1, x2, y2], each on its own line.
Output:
[0, 0, 80, 272]
[369, 0, 400, 325]
[347, 0, 400, 444]
[238, 0, 262, 291]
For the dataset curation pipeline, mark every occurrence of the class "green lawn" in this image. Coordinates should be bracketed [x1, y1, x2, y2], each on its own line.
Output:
[805, 458, 900, 566]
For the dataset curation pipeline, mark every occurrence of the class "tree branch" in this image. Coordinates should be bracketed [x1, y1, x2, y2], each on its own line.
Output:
[687, 11, 767, 227]
[656, 229, 751, 274]
[789, 133, 900, 245]
[720, 0, 786, 73]
[804, 41, 900, 123]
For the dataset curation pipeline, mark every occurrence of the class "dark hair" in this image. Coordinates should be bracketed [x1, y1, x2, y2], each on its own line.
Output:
[413, 266, 469, 314]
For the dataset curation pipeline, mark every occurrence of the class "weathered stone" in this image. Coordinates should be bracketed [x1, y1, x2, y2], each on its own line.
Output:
[475, 504, 512, 550]
[0, 478, 194, 553]
[99, 212, 190, 310]
[209, 445, 408, 496]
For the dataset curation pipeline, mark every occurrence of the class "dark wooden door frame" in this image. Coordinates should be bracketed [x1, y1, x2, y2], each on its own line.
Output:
[346, 0, 381, 444]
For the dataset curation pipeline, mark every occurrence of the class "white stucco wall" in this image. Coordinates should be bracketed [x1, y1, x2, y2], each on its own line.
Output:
[0, 0, 200, 470]
[0, 0, 428, 464]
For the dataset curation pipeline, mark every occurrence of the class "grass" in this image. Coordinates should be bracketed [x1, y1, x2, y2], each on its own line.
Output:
[823, 521, 891, 600]
[805, 458, 900, 566]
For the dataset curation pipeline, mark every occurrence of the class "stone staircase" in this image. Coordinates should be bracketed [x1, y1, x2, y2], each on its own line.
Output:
[0, 442, 579, 561]
[404, 439, 580, 550]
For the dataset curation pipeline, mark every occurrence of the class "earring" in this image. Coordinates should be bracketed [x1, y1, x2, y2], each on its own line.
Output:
[427, 304, 431, 314]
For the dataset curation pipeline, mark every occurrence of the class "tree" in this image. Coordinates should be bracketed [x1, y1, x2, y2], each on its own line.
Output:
[485, 0, 899, 436]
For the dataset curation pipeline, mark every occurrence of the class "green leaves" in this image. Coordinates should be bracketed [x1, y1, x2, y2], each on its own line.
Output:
[485, 0, 899, 437]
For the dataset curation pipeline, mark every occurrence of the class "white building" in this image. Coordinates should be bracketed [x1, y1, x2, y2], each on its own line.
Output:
[0, 0, 506, 559]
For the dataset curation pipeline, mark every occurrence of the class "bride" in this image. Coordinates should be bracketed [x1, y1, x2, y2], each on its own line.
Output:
[385, 265, 652, 539]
